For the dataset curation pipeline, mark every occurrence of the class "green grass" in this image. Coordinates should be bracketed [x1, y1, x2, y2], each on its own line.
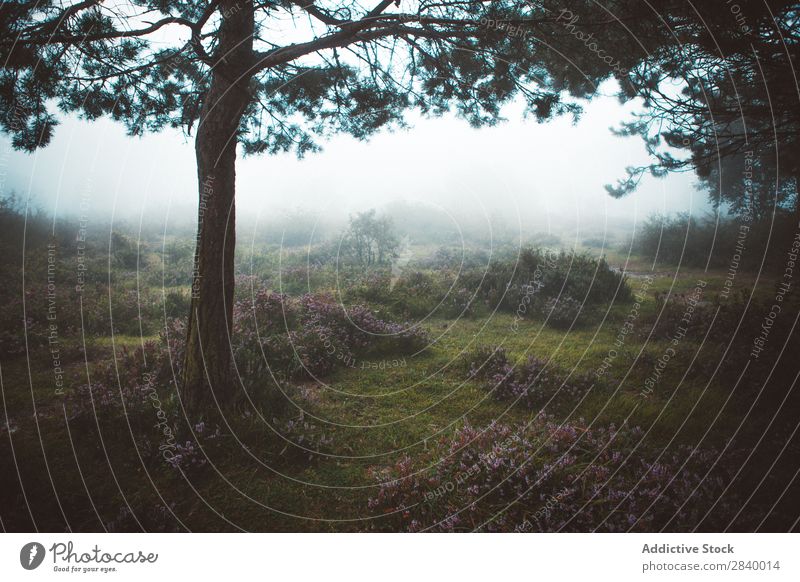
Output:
[0, 264, 788, 531]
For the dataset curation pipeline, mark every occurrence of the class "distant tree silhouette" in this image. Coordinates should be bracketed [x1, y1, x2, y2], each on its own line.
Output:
[344, 209, 398, 266]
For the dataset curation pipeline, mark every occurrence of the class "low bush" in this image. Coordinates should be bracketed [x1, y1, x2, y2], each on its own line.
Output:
[67, 327, 336, 477]
[368, 417, 736, 532]
[540, 295, 585, 328]
[463, 347, 595, 412]
[460, 345, 510, 380]
[347, 270, 479, 320]
[490, 356, 594, 411]
[459, 247, 630, 322]
[233, 289, 429, 383]
[441, 287, 476, 318]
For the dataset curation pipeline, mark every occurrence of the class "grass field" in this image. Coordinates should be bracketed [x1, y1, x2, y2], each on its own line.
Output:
[2, 245, 798, 532]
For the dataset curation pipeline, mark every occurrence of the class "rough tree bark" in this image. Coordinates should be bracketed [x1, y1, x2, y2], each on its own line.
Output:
[182, 0, 255, 411]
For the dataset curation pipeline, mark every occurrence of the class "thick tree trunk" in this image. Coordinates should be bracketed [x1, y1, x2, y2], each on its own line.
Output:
[181, 0, 254, 411]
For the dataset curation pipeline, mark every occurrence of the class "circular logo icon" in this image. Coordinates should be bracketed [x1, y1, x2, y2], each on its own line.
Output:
[20, 542, 46, 570]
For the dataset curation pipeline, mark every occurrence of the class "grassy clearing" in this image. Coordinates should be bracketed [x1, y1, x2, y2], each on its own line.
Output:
[4, 261, 793, 532]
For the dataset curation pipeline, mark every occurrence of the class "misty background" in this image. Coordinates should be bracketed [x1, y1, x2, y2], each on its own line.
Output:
[1, 79, 708, 246]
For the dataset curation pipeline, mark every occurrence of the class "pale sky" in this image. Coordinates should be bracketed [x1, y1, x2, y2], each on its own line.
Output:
[1, 80, 708, 238]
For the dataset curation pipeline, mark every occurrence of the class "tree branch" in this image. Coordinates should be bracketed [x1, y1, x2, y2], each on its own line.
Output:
[5, 14, 195, 47]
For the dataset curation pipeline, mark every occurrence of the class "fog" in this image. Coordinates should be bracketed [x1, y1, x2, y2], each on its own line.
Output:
[1, 80, 708, 242]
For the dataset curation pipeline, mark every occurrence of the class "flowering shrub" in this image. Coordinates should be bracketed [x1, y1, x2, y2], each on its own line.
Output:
[441, 287, 476, 318]
[347, 270, 480, 320]
[234, 290, 305, 380]
[234, 288, 294, 338]
[368, 417, 735, 532]
[466, 349, 594, 413]
[68, 334, 336, 478]
[276, 265, 323, 295]
[541, 295, 584, 328]
[232, 290, 428, 382]
[343, 271, 393, 304]
[385, 271, 441, 317]
[65, 335, 218, 475]
[237, 325, 351, 381]
[67, 341, 170, 420]
[490, 356, 556, 402]
[298, 293, 428, 357]
[397, 271, 436, 296]
[461, 345, 510, 380]
[459, 248, 631, 317]
[70, 289, 425, 414]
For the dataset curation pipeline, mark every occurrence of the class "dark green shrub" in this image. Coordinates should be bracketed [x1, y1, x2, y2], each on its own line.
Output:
[460, 247, 631, 317]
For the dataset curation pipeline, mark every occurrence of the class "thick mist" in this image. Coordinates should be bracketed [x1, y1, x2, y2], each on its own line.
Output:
[2, 80, 707, 245]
